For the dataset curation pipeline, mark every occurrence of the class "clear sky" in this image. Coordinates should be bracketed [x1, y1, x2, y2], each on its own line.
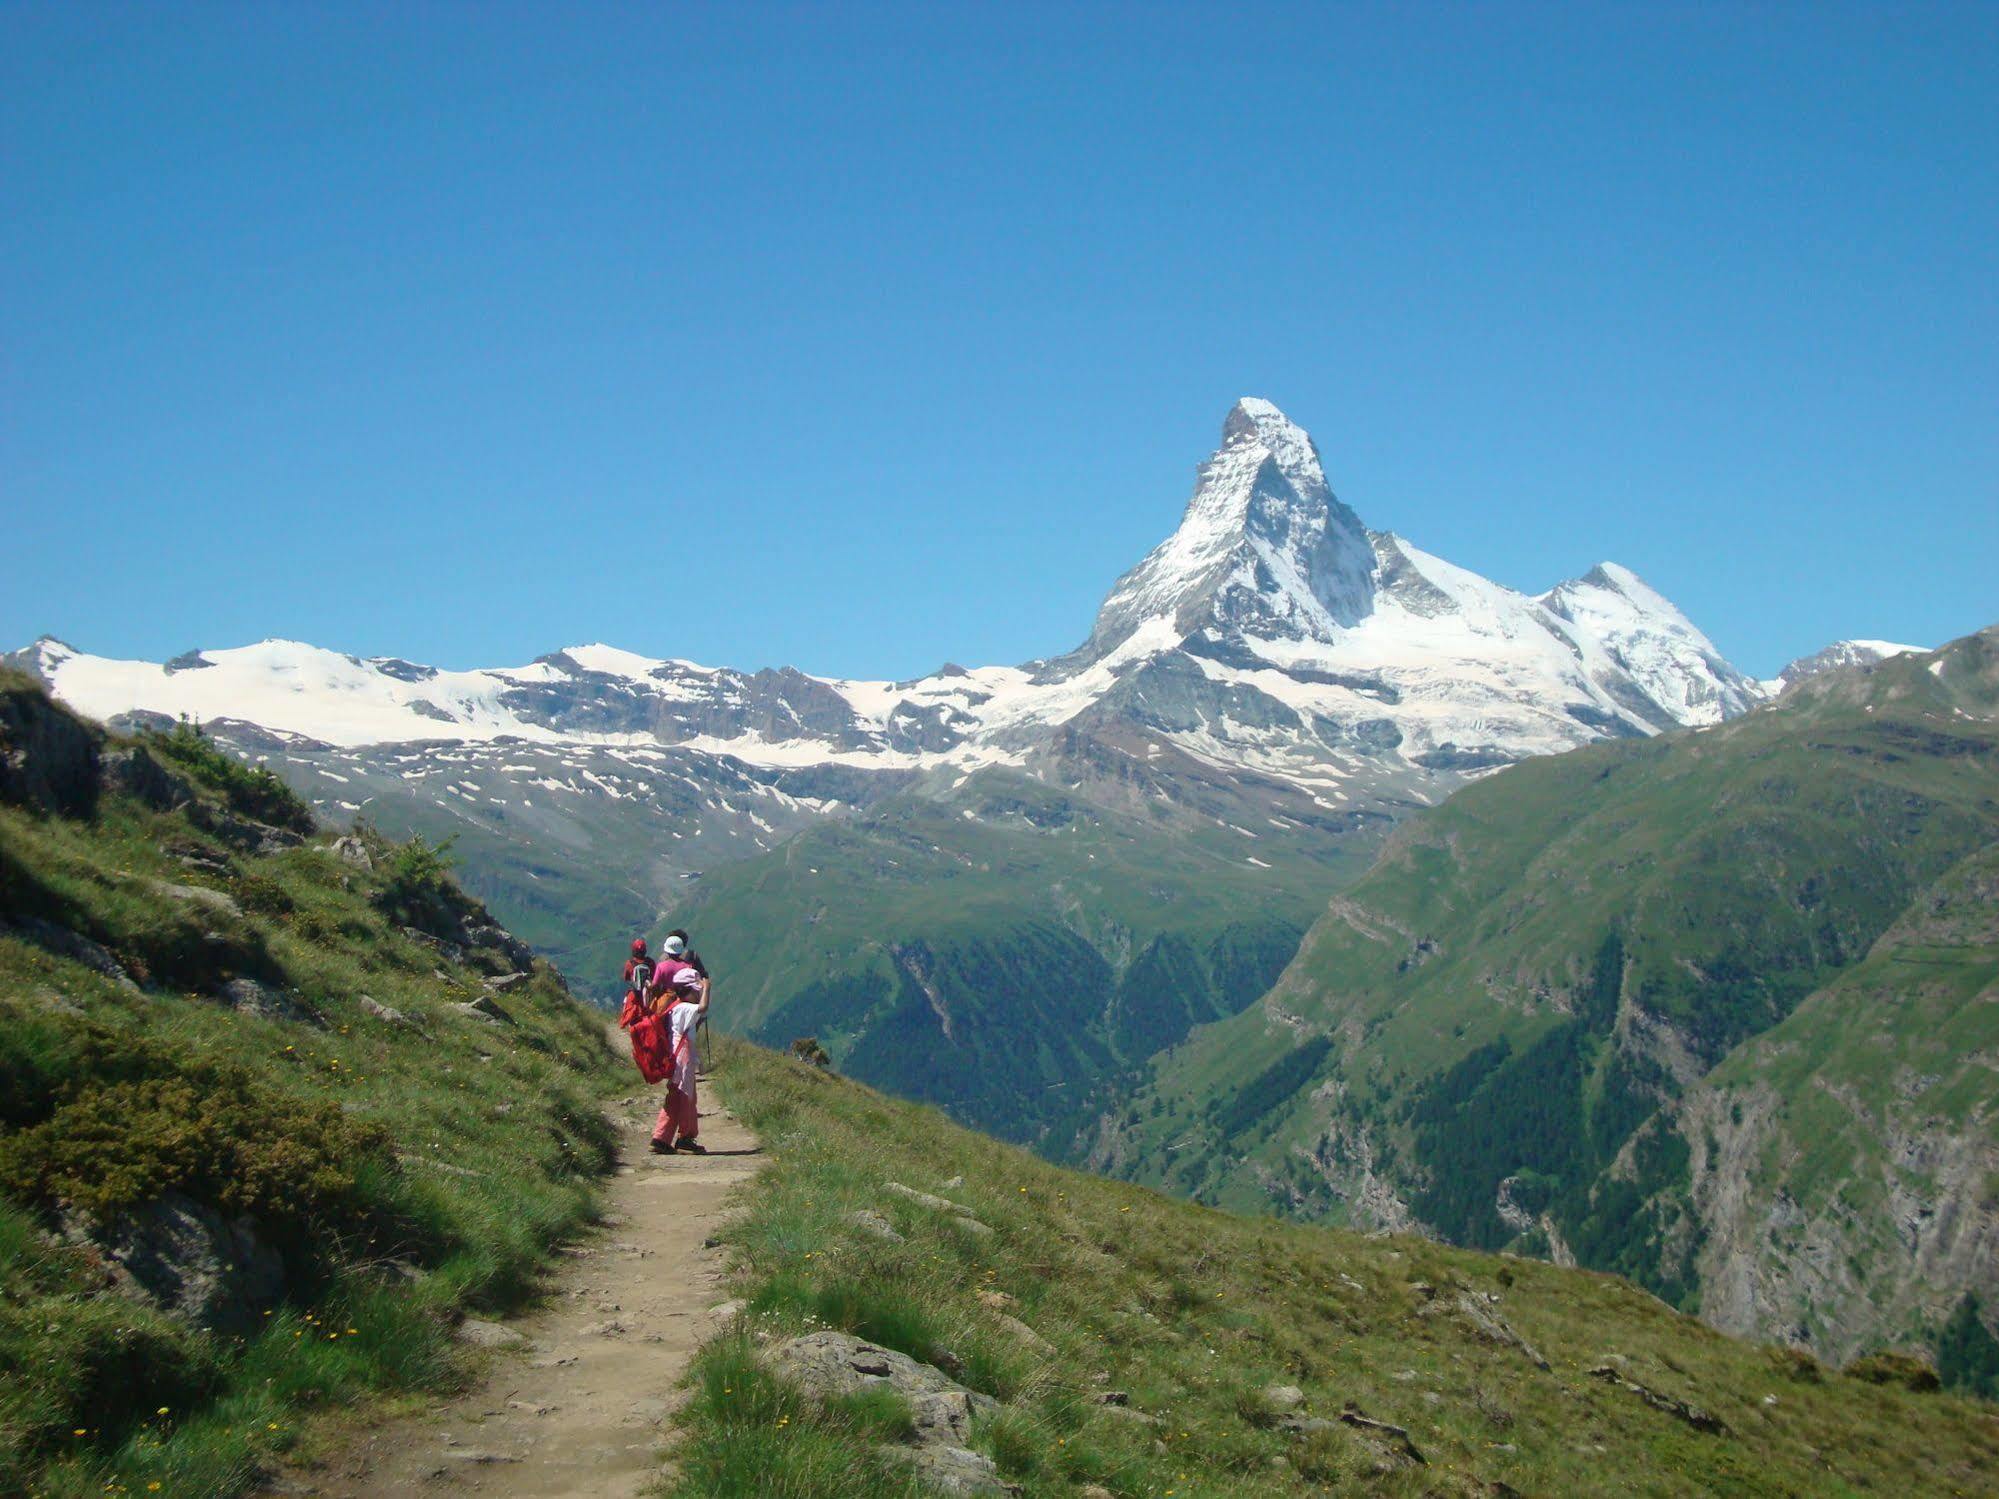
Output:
[3, 2, 1993, 681]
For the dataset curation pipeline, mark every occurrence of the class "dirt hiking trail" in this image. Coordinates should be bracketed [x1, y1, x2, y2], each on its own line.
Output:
[291, 1084, 761, 1497]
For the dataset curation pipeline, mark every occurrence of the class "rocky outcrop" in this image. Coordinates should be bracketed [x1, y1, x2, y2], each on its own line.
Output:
[100, 745, 193, 813]
[765, 1331, 1010, 1495]
[0, 915, 139, 991]
[0, 670, 101, 816]
[1586, 1362, 1728, 1435]
[216, 977, 321, 1027]
[62, 1191, 285, 1336]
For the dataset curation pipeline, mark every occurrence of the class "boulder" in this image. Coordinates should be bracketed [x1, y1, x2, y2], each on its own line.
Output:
[766, 1331, 1009, 1493]
[1447, 1291, 1550, 1371]
[2, 916, 139, 992]
[149, 879, 244, 920]
[884, 1181, 970, 1215]
[848, 1209, 905, 1244]
[1264, 1383, 1306, 1413]
[359, 994, 411, 1026]
[217, 977, 319, 1026]
[993, 1313, 1055, 1356]
[1274, 1414, 1337, 1435]
[457, 1318, 528, 1349]
[1586, 1364, 1729, 1434]
[331, 835, 374, 871]
[884, 1180, 996, 1235]
[768, 1332, 998, 1437]
[893, 1442, 1015, 1496]
[1099, 1404, 1164, 1428]
[1337, 1407, 1426, 1466]
[460, 920, 536, 973]
[452, 994, 516, 1026]
[64, 1190, 284, 1335]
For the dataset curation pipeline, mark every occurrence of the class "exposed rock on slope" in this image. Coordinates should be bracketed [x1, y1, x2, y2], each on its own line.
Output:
[1681, 838, 1999, 1361]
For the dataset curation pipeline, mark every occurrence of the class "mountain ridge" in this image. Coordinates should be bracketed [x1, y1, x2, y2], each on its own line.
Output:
[13, 399, 1779, 786]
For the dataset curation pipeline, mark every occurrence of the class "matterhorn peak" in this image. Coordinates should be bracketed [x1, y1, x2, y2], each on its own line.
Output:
[1075, 399, 1376, 665]
[1220, 396, 1329, 498]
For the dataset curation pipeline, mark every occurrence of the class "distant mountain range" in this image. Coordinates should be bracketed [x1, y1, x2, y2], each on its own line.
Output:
[10, 402, 1918, 1119]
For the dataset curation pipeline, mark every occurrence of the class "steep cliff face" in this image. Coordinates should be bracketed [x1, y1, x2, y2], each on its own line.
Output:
[1679, 840, 1999, 1361]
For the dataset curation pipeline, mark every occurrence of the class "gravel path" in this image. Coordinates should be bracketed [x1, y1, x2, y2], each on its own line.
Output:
[291, 1084, 760, 1497]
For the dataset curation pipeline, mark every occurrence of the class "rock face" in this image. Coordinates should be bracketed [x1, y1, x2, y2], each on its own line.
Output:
[1677, 839, 1999, 1361]
[766, 1331, 1008, 1495]
[64, 1190, 285, 1336]
[0, 667, 102, 816]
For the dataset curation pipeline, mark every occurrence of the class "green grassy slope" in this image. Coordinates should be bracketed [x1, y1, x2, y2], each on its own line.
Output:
[0, 673, 626, 1497]
[661, 1038, 1999, 1498]
[681, 763, 1375, 1149]
[1098, 628, 1999, 1354]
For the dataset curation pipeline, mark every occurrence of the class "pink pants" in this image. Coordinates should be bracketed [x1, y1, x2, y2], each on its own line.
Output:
[652, 1081, 698, 1145]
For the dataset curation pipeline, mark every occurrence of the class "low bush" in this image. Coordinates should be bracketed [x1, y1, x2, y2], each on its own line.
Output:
[0, 1064, 391, 1227]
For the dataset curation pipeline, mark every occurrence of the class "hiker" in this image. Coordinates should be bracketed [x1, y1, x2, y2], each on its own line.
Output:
[661, 928, 712, 1064]
[649, 964, 709, 1154]
[619, 938, 654, 1031]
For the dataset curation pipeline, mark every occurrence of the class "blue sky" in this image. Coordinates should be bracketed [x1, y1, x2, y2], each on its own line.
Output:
[3, 2, 1993, 680]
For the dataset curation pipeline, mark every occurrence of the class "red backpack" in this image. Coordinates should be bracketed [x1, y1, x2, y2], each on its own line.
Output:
[630, 1009, 674, 1083]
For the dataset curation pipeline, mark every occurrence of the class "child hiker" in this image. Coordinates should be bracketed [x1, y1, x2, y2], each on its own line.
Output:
[649, 963, 709, 1154]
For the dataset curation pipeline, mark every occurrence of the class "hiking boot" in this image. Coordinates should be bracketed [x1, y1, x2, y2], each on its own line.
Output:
[676, 1140, 708, 1154]
[649, 1138, 676, 1155]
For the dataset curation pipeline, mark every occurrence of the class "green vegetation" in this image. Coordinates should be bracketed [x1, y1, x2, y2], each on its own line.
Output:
[681, 765, 1372, 1149]
[1105, 628, 1999, 1361]
[0, 673, 626, 1497]
[1939, 1297, 1999, 1402]
[662, 1038, 1999, 1497]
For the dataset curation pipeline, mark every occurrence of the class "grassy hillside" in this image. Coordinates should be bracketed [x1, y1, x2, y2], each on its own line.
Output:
[681, 759, 1375, 1149]
[1097, 628, 1999, 1363]
[662, 1038, 1999, 1497]
[0, 673, 626, 1497]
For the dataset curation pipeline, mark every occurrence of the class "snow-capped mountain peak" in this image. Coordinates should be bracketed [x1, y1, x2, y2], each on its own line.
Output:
[1772, 638, 1925, 692]
[1537, 561, 1762, 727]
[1221, 395, 1328, 493]
[1082, 398, 1376, 664]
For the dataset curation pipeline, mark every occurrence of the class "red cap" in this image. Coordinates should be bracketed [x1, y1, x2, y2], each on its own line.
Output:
[631, 938, 648, 955]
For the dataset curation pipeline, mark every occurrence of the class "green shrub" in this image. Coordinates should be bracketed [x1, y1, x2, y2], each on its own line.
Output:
[1936, 1293, 1999, 1400]
[1845, 1350, 1941, 1392]
[377, 834, 460, 927]
[0, 1065, 391, 1226]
